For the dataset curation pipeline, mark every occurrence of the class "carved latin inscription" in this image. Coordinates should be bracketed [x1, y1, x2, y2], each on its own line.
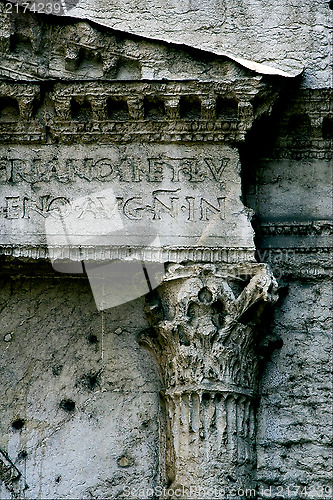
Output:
[0, 156, 229, 184]
[1, 194, 226, 223]
[0, 144, 255, 258]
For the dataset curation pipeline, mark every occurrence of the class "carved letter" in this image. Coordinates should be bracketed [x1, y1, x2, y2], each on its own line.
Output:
[23, 196, 50, 219]
[204, 158, 229, 182]
[5, 197, 20, 219]
[200, 197, 225, 220]
[152, 189, 180, 220]
[123, 196, 144, 220]
[148, 159, 164, 182]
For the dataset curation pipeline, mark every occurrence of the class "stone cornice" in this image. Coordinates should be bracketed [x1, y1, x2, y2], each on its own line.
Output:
[261, 89, 333, 160]
[0, 79, 278, 144]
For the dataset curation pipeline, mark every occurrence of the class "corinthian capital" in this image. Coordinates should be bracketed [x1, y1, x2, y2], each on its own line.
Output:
[139, 263, 278, 494]
[141, 263, 278, 395]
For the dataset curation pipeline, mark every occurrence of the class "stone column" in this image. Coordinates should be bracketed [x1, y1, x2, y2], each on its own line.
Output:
[140, 262, 278, 496]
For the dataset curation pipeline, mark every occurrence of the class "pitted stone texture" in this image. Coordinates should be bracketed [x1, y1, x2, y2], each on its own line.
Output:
[256, 279, 333, 499]
[0, 272, 160, 499]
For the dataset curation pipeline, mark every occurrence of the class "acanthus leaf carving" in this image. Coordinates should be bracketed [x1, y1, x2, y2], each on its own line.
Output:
[139, 263, 278, 494]
[141, 263, 278, 394]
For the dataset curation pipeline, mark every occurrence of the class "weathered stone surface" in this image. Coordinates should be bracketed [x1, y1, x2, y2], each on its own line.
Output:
[140, 262, 278, 495]
[4, 0, 333, 86]
[0, 272, 160, 498]
[0, 6, 277, 83]
[0, 2, 332, 499]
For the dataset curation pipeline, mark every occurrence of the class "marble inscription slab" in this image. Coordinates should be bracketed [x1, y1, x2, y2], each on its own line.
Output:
[0, 144, 255, 262]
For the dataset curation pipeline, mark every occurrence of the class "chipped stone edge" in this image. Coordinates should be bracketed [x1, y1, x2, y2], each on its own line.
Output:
[1, 0, 303, 79]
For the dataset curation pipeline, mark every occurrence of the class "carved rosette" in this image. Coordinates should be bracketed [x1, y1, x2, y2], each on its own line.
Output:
[140, 263, 278, 495]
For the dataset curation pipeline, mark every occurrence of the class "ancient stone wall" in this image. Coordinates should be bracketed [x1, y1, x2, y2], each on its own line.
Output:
[0, 2, 332, 499]
[242, 88, 332, 499]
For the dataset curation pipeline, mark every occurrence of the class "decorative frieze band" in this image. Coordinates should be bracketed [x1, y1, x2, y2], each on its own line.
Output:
[0, 244, 255, 265]
[257, 221, 333, 255]
[1, 84, 331, 151]
[260, 221, 333, 237]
